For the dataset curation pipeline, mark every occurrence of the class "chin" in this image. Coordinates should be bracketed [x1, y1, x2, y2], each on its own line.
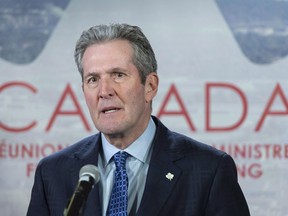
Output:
[96, 123, 122, 135]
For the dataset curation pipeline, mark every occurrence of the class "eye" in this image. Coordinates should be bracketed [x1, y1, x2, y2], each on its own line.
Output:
[115, 72, 124, 77]
[87, 76, 98, 83]
[112, 72, 126, 82]
[85, 75, 100, 88]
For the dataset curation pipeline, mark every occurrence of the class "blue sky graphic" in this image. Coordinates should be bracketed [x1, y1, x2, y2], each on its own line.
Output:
[0, 0, 71, 64]
[216, 0, 288, 64]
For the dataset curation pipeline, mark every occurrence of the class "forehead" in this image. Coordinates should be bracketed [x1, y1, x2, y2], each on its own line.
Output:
[82, 40, 138, 75]
[84, 40, 134, 60]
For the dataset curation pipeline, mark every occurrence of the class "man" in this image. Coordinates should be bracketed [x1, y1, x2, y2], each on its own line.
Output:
[27, 23, 250, 216]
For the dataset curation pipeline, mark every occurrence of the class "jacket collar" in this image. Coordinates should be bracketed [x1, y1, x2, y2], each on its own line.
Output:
[67, 116, 186, 216]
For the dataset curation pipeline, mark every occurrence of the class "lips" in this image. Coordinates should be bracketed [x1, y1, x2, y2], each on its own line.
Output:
[101, 107, 121, 114]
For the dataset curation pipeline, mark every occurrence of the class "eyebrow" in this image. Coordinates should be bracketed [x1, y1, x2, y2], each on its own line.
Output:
[107, 67, 128, 73]
[83, 72, 99, 80]
[84, 67, 129, 78]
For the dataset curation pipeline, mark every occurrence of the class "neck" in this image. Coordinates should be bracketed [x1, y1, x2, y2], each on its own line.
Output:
[104, 117, 151, 149]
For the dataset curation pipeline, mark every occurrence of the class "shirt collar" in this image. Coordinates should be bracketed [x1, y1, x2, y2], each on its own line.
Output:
[101, 117, 156, 166]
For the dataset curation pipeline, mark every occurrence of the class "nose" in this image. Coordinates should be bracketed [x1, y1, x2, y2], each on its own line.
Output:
[98, 77, 115, 99]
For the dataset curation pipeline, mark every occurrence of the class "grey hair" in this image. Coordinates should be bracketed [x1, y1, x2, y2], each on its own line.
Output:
[74, 23, 157, 84]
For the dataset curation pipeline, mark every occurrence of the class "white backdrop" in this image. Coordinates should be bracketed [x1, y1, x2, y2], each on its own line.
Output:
[1, 0, 288, 215]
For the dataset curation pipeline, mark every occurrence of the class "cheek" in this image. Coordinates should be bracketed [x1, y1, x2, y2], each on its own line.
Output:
[128, 88, 146, 107]
[84, 92, 96, 109]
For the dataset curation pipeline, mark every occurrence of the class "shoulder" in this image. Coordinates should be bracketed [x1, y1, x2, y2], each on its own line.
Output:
[153, 116, 229, 164]
[38, 133, 100, 168]
[163, 127, 237, 177]
[169, 130, 227, 161]
[153, 116, 224, 154]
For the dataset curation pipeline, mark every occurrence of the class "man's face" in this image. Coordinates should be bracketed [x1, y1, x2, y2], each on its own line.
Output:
[82, 39, 158, 146]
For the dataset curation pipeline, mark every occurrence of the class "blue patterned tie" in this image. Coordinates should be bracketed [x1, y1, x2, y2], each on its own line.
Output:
[107, 151, 129, 216]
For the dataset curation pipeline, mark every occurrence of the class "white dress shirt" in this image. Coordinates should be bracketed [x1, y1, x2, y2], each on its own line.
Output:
[98, 118, 156, 216]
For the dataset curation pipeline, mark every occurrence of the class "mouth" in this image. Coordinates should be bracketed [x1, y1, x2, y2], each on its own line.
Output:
[101, 107, 121, 114]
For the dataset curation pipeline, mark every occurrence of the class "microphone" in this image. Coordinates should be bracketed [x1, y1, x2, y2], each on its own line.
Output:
[63, 164, 100, 216]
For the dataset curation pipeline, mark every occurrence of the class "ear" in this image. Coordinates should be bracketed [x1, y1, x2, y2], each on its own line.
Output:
[144, 72, 159, 102]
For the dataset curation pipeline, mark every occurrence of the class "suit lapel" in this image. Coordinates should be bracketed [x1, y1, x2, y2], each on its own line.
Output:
[68, 134, 103, 215]
[137, 152, 182, 216]
[137, 118, 185, 216]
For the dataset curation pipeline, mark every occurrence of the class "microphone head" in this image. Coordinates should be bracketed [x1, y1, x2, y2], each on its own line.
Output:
[79, 164, 100, 185]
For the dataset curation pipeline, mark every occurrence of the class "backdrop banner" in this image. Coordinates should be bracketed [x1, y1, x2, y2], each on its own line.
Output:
[1, 0, 287, 215]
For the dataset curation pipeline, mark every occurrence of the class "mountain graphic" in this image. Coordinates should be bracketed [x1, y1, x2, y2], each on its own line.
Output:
[216, 0, 288, 64]
[0, 0, 71, 64]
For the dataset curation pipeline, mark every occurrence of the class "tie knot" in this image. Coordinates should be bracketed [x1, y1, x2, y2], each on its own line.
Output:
[113, 151, 129, 170]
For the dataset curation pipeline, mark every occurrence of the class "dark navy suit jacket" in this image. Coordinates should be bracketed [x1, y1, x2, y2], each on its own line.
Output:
[27, 117, 250, 216]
